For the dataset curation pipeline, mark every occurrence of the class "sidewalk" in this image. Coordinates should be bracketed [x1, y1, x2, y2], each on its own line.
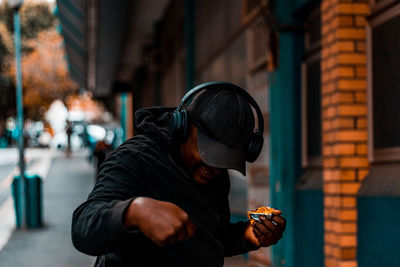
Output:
[0, 150, 249, 267]
[0, 152, 96, 267]
[225, 255, 249, 266]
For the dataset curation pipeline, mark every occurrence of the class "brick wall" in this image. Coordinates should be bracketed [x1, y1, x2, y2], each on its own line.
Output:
[320, 1, 369, 266]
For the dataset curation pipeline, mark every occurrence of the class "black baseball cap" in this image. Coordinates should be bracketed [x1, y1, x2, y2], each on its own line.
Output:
[187, 87, 255, 175]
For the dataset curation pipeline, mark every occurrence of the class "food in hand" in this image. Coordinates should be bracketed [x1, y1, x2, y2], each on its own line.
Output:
[247, 206, 278, 224]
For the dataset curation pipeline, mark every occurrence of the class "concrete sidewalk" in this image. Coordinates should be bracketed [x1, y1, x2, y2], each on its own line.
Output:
[0, 150, 249, 267]
[0, 152, 96, 267]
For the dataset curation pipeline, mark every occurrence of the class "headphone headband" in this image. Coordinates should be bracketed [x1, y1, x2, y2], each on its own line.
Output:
[178, 81, 264, 134]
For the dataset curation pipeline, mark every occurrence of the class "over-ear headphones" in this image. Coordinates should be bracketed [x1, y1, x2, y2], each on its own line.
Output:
[170, 81, 264, 163]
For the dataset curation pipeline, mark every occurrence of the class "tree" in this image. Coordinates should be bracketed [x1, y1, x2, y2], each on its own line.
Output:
[0, 1, 55, 42]
[0, 22, 14, 137]
[6, 30, 78, 121]
[0, 1, 70, 132]
[0, 22, 13, 63]
[0, 2, 13, 36]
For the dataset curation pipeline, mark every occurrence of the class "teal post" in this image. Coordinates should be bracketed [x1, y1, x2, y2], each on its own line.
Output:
[269, 1, 303, 266]
[120, 93, 127, 142]
[184, 0, 195, 91]
[13, 4, 26, 229]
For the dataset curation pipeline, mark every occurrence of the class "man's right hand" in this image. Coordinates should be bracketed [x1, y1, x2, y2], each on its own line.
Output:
[124, 197, 196, 246]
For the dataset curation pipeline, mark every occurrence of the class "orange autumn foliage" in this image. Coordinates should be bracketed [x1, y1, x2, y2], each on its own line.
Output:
[7, 30, 78, 120]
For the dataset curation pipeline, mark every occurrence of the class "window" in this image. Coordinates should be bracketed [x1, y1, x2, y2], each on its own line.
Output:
[247, 17, 269, 73]
[368, 2, 400, 162]
[242, 0, 268, 24]
[302, 7, 322, 167]
[370, 0, 398, 13]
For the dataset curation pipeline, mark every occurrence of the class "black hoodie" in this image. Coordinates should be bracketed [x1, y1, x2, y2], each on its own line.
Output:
[71, 107, 252, 267]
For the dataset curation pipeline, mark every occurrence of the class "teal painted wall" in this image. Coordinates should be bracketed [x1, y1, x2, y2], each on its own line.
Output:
[269, 26, 303, 267]
[357, 197, 400, 267]
[270, 0, 312, 266]
[294, 190, 324, 267]
[269, 33, 301, 267]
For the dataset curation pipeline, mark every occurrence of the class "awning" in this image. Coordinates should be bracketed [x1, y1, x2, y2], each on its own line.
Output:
[56, 0, 169, 97]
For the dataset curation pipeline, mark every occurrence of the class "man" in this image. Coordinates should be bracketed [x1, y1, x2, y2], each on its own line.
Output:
[72, 81, 286, 267]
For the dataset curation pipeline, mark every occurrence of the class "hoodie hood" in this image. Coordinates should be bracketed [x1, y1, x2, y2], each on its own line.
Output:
[134, 106, 176, 153]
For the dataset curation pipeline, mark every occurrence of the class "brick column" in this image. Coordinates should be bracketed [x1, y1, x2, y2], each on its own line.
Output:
[320, 1, 370, 267]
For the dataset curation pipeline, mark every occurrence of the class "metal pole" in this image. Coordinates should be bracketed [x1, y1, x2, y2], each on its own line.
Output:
[120, 93, 126, 142]
[13, 8, 26, 229]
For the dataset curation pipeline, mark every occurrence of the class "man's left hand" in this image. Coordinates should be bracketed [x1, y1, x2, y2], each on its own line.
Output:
[244, 213, 286, 248]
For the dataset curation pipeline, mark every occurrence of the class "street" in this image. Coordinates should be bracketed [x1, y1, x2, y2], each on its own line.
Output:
[0, 148, 53, 209]
[0, 149, 96, 267]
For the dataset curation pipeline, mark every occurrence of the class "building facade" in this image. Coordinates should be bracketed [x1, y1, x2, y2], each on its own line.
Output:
[58, 0, 400, 266]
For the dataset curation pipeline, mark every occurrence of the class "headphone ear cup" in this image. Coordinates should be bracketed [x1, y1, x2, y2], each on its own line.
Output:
[180, 109, 191, 142]
[246, 133, 264, 162]
[169, 109, 181, 140]
[170, 109, 190, 142]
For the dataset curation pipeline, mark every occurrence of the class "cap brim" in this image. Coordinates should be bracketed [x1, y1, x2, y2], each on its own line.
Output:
[197, 130, 246, 175]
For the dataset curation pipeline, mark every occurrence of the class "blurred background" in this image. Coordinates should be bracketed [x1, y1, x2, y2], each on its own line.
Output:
[0, 0, 399, 266]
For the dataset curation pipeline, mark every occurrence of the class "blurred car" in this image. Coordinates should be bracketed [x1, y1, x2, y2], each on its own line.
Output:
[86, 124, 107, 142]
